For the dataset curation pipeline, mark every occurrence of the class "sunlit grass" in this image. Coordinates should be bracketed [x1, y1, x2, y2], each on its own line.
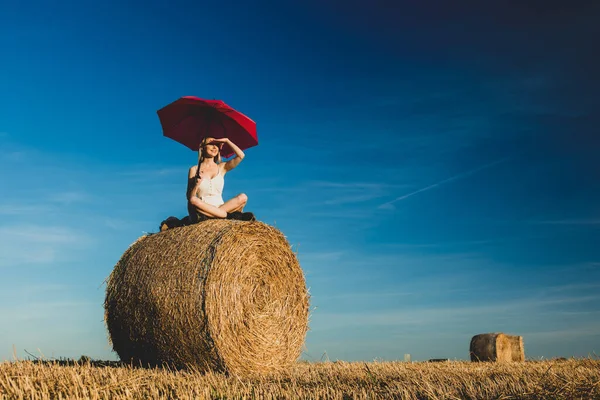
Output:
[1, 358, 598, 399]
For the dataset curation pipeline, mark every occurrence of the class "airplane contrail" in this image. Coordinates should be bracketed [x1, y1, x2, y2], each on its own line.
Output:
[380, 157, 510, 208]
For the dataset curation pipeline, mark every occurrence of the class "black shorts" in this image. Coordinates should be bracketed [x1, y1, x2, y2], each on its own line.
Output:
[188, 202, 212, 224]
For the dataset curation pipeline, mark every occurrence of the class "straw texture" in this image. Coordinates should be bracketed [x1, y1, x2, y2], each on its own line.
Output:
[506, 334, 525, 361]
[469, 333, 512, 362]
[104, 220, 309, 376]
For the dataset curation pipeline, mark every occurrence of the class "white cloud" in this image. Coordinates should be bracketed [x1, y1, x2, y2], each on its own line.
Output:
[0, 283, 68, 300]
[4, 225, 88, 244]
[377, 203, 395, 211]
[318, 290, 414, 301]
[0, 301, 96, 322]
[305, 211, 373, 219]
[308, 181, 406, 190]
[310, 294, 600, 331]
[530, 219, 600, 225]
[0, 204, 50, 216]
[520, 321, 600, 341]
[0, 191, 92, 215]
[0, 225, 92, 267]
[299, 251, 345, 263]
[48, 191, 91, 205]
[544, 283, 600, 293]
[379, 157, 510, 208]
[322, 193, 387, 206]
[299, 180, 402, 207]
[117, 166, 183, 180]
[101, 217, 134, 230]
[0, 150, 27, 162]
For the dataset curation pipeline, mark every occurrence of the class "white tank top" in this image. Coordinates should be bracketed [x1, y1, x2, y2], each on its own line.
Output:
[195, 168, 225, 207]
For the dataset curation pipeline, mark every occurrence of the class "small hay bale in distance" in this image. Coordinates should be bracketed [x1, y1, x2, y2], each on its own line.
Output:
[469, 333, 512, 362]
[505, 334, 525, 361]
[104, 220, 309, 376]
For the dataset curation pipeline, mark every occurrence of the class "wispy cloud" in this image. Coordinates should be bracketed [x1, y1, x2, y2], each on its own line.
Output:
[308, 181, 406, 190]
[0, 225, 92, 267]
[0, 203, 53, 216]
[530, 219, 600, 225]
[310, 293, 600, 331]
[305, 211, 373, 219]
[305, 180, 404, 206]
[0, 191, 92, 215]
[544, 282, 600, 293]
[117, 167, 183, 179]
[318, 290, 414, 301]
[3, 225, 89, 244]
[0, 150, 27, 162]
[251, 180, 403, 211]
[0, 300, 97, 322]
[48, 191, 91, 205]
[380, 238, 501, 249]
[379, 157, 510, 209]
[580, 262, 600, 271]
[0, 283, 69, 298]
[101, 217, 137, 230]
[520, 321, 600, 342]
[299, 251, 345, 263]
[323, 193, 387, 206]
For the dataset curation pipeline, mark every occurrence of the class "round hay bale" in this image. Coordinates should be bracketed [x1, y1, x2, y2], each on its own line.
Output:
[505, 334, 525, 361]
[104, 220, 309, 375]
[469, 333, 512, 362]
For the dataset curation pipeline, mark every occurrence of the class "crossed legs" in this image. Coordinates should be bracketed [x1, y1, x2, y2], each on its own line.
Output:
[189, 193, 248, 219]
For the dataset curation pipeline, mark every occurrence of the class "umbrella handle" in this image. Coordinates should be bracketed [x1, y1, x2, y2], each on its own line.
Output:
[196, 156, 202, 181]
[194, 109, 222, 181]
[195, 110, 218, 180]
[196, 136, 207, 180]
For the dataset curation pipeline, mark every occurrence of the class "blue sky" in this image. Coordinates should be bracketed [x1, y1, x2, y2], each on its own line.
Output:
[1, 1, 599, 362]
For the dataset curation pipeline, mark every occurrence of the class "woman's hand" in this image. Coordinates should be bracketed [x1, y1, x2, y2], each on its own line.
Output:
[206, 137, 228, 148]
[212, 137, 245, 171]
[207, 137, 229, 143]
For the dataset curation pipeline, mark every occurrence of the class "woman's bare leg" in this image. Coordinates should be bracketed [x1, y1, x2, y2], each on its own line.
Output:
[219, 193, 248, 213]
[189, 197, 228, 218]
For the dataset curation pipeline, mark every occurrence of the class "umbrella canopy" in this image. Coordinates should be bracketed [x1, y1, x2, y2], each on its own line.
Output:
[157, 96, 257, 158]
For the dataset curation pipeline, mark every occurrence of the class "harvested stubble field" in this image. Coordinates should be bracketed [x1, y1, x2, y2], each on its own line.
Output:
[1, 359, 599, 399]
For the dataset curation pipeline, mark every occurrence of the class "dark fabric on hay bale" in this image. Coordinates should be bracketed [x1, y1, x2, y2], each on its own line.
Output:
[469, 333, 512, 362]
[104, 220, 309, 375]
[505, 334, 525, 361]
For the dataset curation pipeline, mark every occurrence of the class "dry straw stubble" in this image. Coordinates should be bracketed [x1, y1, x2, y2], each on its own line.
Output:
[104, 220, 309, 376]
[3, 359, 600, 399]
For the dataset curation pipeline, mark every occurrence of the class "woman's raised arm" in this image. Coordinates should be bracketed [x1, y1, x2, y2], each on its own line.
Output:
[208, 138, 245, 172]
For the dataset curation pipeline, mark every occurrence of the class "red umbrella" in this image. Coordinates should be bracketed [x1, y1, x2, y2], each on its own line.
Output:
[157, 96, 257, 158]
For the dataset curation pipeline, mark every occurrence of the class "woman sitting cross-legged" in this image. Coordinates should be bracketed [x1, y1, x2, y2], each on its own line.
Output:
[186, 136, 255, 223]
